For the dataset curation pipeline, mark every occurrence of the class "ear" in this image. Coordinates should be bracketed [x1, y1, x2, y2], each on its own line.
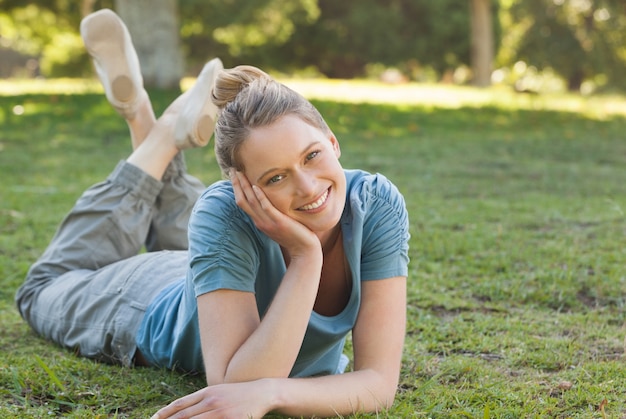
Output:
[329, 132, 341, 158]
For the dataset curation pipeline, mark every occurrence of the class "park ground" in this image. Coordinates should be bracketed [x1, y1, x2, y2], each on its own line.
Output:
[1, 78, 626, 418]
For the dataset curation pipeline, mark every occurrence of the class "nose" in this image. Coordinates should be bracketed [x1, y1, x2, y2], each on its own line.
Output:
[292, 170, 316, 197]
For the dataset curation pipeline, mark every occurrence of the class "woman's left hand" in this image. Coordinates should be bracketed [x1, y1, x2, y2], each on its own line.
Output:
[151, 379, 273, 419]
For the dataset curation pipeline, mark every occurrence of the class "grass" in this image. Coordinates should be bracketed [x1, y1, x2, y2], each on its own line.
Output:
[1, 78, 626, 418]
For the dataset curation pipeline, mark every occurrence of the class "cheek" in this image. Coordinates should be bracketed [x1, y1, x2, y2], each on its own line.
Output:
[334, 171, 347, 204]
[261, 190, 291, 214]
[330, 162, 345, 187]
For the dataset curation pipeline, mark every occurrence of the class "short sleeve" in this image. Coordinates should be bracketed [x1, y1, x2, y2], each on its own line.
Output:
[351, 173, 410, 281]
[187, 181, 261, 297]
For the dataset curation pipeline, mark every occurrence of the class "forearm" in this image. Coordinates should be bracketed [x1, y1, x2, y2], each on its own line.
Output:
[267, 369, 399, 417]
[224, 252, 322, 382]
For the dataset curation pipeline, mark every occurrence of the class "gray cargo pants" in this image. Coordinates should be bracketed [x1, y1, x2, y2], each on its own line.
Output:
[15, 154, 204, 366]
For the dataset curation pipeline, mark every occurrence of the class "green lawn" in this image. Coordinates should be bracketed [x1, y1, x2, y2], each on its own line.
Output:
[1, 80, 625, 418]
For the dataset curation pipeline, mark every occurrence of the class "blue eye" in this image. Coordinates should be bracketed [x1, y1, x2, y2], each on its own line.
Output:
[306, 150, 320, 161]
[268, 174, 284, 184]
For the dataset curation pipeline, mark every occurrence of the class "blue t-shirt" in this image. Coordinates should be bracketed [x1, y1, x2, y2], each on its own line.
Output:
[136, 169, 410, 376]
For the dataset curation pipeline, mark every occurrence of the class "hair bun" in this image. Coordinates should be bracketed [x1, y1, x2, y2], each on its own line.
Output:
[211, 65, 270, 109]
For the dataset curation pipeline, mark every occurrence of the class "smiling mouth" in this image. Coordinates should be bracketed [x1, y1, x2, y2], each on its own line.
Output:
[298, 188, 330, 211]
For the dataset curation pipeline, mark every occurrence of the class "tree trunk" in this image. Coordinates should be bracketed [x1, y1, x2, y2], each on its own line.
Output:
[470, 0, 494, 87]
[567, 70, 584, 92]
[114, 0, 183, 89]
[80, 0, 97, 17]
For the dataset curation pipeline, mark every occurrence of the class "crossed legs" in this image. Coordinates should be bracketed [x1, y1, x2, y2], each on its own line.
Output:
[15, 8, 222, 366]
[79, 8, 223, 180]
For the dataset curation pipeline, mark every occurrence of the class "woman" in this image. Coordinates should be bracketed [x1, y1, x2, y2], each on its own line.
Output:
[15, 9, 410, 418]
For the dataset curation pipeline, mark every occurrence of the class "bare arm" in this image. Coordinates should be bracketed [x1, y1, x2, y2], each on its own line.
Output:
[200, 170, 323, 385]
[152, 168, 407, 418]
[152, 276, 406, 419]
[270, 276, 407, 416]
[198, 251, 322, 384]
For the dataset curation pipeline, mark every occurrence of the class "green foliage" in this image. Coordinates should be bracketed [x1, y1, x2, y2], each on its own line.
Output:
[179, 0, 320, 69]
[1, 80, 626, 417]
[502, 0, 626, 91]
[3, 0, 626, 92]
[0, 4, 95, 77]
[261, 0, 498, 79]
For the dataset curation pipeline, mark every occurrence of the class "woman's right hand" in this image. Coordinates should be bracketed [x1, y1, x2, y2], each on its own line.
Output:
[187, 171, 326, 389]
[231, 170, 321, 259]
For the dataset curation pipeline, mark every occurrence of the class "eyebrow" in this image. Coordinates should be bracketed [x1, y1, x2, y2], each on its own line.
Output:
[256, 140, 321, 183]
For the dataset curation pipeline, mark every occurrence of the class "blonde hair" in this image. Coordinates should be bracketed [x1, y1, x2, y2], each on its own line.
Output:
[211, 65, 331, 176]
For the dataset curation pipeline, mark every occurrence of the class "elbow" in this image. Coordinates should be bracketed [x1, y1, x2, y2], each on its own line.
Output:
[358, 385, 397, 415]
[377, 382, 399, 411]
[360, 370, 400, 413]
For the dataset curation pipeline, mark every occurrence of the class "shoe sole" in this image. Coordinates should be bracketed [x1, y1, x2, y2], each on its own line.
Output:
[175, 58, 224, 148]
[81, 10, 137, 106]
[196, 114, 216, 144]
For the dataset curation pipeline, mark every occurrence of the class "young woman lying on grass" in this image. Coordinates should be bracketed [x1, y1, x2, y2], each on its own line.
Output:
[15, 8, 410, 418]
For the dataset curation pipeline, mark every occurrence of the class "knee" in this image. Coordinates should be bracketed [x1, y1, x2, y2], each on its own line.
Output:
[14, 269, 54, 323]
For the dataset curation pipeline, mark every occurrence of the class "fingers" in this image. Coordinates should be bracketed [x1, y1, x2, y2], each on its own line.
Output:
[151, 388, 207, 418]
[230, 169, 247, 209]
[252, 184, 271, 211]
[229, 169, 319, 254]
[231, 170, 276, 224]
[152, 383, 268, 419]
[235, 170, 256, 206]
[231, 169, 257, 212]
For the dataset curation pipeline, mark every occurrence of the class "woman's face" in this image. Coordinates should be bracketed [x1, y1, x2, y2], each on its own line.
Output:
[239, 114, 346, 235]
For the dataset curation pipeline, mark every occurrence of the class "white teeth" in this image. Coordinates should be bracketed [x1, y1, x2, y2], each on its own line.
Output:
[299, 190, 329, 210]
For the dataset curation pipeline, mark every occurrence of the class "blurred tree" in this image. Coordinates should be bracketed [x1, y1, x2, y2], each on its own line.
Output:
[269, 0, 500, 81]
[4, 0, 624, 93]
[178, 0, 320, 71]
[0, 0, 184, 87]
[504, 0, 626, 91]
[0, 1, 92, 77]
[470, 0, 495, 86]
[283, 0, 411, 78]
[114, 0, 183, 89]
[0, 0, 320, 82]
